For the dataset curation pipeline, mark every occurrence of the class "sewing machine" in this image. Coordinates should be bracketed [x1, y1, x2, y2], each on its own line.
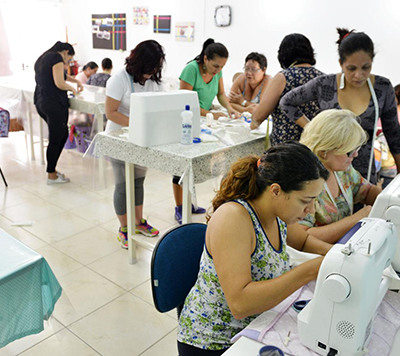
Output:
[297, 175, 400, 355]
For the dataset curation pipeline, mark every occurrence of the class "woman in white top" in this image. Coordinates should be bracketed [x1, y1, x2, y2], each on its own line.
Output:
[105, 40, 165, 248]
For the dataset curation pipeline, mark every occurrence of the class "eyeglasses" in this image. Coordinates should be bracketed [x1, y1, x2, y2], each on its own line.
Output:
[243, 66, 261, 73]
[346, 146, 361, 157]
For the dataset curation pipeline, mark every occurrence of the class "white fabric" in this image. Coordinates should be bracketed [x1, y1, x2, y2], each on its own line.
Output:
[105, 68, 164, 134]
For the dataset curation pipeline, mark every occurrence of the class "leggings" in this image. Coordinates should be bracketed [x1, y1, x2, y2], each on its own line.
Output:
[111, 159, 145, 215]
[177, 342, 227, 356]
[35, 102, 69, 173]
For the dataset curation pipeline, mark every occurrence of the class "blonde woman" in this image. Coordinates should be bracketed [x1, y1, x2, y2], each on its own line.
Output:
[299, 109, 381, 243]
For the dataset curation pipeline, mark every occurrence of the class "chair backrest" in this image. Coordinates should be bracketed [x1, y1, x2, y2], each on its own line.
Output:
[151, 223, 207, 313]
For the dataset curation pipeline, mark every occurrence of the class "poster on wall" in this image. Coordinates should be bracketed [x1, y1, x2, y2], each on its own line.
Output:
[175, 22, 194, 42]
[133, 6, 149, 25]
[154, 15, 171, 34]
[92, 13, 126, 50]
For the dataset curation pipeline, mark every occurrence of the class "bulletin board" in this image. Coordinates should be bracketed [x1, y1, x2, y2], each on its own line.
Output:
[92, 13, 126, 50]
[154, 15, 171, 34]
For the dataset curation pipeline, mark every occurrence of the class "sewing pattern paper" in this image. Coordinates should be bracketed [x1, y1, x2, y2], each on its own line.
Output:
[92, 13, 126, 50]
[154, 15, 171, 34]
[175, 22, 194, 42]
[133, 7, 149, 25]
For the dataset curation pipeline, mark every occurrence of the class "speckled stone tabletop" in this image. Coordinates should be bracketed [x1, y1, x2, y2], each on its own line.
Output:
[92, 125, 265, 193]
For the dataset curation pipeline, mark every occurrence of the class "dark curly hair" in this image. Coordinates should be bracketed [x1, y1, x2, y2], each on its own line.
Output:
[336, 27, 375, 63]
[278, 34, 316, 69]
[207, 141, 329, 221]
[125, 40, 165, 85]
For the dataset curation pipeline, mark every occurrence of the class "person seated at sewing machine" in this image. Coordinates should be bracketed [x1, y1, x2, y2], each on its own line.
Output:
[228, 52, 271, 114]
[177, 142, 333, 355]
[299, 109, 382, 243]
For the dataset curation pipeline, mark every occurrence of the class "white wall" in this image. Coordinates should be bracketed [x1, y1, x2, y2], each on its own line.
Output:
[3, 0, 400, 85]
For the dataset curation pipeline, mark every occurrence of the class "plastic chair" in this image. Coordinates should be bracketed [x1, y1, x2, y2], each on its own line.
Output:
[151, 223, 207, 317]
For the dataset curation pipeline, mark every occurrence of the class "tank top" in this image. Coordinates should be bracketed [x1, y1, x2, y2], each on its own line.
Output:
[177, 199, 291, 350]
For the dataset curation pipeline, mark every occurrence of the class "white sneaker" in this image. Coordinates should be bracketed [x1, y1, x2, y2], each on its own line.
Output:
[47, 175, 70, 185]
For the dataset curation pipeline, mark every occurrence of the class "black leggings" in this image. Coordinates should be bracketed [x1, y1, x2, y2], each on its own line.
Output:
[177, 341, 227, 356]
[35, 102, 69, 173]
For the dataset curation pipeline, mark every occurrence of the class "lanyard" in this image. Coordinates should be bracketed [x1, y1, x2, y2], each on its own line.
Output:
[366, 77, 379, 182]
[129, 74, 135, 93]
[324, 171, 353, 215]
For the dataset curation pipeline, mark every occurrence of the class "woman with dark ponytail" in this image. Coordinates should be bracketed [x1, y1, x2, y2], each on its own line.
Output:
[177, 141, 332, 355]
[174, 39, 240, 223]
[34, 41, 83, 184]
[281, 28, 400, 185]
[179, 38, 240, 120]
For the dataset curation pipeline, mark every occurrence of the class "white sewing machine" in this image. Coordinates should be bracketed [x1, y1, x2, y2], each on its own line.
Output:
[298, 175, 400, 355]
[298, 218, 397, 356]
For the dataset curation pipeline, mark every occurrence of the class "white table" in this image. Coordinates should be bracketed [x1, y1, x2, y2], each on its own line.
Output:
[92, 125, 265, 263]
[0, 75, 106, 163]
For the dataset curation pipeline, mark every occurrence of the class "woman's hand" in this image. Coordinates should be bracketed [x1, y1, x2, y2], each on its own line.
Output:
[354, 205, 372, 220]
[228, 108, 241, 119]
[212, 112, 228, 120]
[77, 81, 84, 93]
[69, 87, 77, 97]
[229, 90, 245, 104]
[250, 120, 260, 130]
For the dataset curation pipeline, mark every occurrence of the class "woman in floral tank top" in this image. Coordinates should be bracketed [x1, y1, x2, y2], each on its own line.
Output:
[177, 142, 333, 355]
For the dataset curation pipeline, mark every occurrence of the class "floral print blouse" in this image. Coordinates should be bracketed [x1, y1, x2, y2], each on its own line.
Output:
[177, 199, 291, 351]
[299, 165, 372, 228]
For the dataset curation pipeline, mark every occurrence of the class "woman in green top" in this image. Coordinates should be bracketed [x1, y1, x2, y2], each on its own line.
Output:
[173, 39, 240, 224]
[179, 38, 240, 120]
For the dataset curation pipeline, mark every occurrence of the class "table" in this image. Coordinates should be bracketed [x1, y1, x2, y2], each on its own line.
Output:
[0, 75, 106, 163]
[0, 228, 62, 348]
[92, 124, 265, 263]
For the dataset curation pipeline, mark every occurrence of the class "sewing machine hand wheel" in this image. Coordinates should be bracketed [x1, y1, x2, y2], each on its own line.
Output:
[322, 274, 351, 303]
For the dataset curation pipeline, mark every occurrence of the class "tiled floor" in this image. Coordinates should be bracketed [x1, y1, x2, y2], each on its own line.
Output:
[0, 132, 219, 356]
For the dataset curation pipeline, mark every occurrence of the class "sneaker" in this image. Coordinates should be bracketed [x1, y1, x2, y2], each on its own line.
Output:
[192, 204, 206, 214]
[175, 206, 182, 225]
[47, 175, 70, 185]
[117, 227, 128, 249]
[135, 219, 159, 237]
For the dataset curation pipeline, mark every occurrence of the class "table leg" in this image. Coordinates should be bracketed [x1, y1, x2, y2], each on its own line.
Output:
[182, 173, 192, 224]
[95, 112, 105, 174]
[39, 115, 45, 165]
[125, 162, 137, 264]
[26, 109, 35, 160]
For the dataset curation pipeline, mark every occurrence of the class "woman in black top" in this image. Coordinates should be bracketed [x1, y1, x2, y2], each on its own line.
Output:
[34, 41, 83, 184]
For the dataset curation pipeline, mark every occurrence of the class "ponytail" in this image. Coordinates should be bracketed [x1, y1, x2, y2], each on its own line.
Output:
[336, 27, 375, 63]
[192, 38, 229, 64]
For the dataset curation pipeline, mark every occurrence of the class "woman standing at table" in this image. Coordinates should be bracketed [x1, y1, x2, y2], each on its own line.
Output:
[105, 40, 164, 248]
[280, 28, 400, 184]
[34, 41, 83, 184]
[250, 33, 323, 145]
[173, 39, 240, 224]
[177, 142, 332, 355]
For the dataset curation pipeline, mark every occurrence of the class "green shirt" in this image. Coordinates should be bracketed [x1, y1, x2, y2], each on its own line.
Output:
[179, 60, 223, 110]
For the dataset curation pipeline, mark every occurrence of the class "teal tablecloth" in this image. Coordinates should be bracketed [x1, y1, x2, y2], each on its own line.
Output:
[0, 229, 62, 348]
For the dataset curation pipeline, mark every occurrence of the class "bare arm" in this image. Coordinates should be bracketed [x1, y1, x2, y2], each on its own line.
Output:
[208, 203, 323, 320]
[217, 77, 240, 118]
[105, 96, 129, 127]
[303, 206, 372, 243]
[52, 63, 76, 94]
[287, 223, 332, 255]
[250, 73, 285, 130]
[364, 185, 381, 205]
[66, 74, 84, 92]
[180, 79, 214, 117]
[394, 153, 400, 175]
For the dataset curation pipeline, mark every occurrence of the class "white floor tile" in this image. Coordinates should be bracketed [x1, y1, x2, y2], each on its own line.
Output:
[140, 328, 178, 356]
[69, 293, 177, 356]
[7, 227, 48, 250]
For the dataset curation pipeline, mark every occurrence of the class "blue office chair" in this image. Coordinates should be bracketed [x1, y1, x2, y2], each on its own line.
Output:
[151, 223, 207, 317]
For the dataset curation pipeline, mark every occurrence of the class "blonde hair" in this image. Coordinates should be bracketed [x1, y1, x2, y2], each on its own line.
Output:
[300, 109, 367, 161]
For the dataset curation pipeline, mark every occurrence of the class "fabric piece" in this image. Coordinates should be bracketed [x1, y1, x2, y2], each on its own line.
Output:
[233, 282, 400, 356]
[105, 68, 164, 134]
[179, 60, 223, 111]
[299, 165, 372, 228]
[280, 74, 400, 184]
[0, 255, 62, 348]
[177, 199, 291, 350]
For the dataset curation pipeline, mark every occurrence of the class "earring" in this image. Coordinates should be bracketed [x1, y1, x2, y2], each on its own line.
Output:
[339, 71, 345, 90]
[202, 64, 207, 76]
[323, 152, 327, 160]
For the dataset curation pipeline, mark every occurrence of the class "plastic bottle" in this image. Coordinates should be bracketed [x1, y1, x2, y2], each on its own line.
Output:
[181, 105, 193, 145]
